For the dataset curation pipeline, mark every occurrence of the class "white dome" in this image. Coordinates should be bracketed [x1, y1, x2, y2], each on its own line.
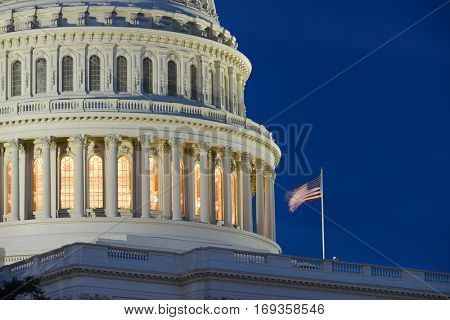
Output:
[0, 0, 219, 23]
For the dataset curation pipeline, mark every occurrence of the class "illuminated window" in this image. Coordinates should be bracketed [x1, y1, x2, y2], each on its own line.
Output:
[171, 161, 185, 214]
[190, 65, 197, 101]
[36, 58, 47, 94]
[231, 173, 237, 225]
[11, 60, 21, 97]
[88, 156, 103, 209]
[62, 56, 74, 92]
[60, 156, 75, 210]
[150, 158, 159, 211]
[118, 156, 132, 209]
[33, 158, 43, 211]
[6, 161, 11, 214]
[117, 56, 128, 92]
[168, 60, 177, 97]
[215, 168, 223, 221]
[89, 55, 101, 92]
[194, 163, 201, 216]
[143, 58, 153, 94]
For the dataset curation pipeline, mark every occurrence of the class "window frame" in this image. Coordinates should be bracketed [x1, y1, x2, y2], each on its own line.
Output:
[167, 60, 178, 97]
[61, 55, 74, 93]
[11, 60, 22, 98]
[88, 55, 102, 92]
[88, 155, 104, 210]
[116, 55, 128, 93]
[142, 57, 154, 94]
[35, 58, 47, 95]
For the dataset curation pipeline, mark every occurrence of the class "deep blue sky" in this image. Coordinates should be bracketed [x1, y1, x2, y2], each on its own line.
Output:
[216, 0, 450, 272]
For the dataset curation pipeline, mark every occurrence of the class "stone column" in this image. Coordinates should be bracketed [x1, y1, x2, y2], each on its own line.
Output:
[270, 172, 277, 241]
[9, 139, 20, 221]
[199, 142, 210, 224]
[41, 137, 52, 219]
[264, 168, 272, 239]
[241, 153, 253, 232]
[223, 147, 233, 227]
[184, 147, 195, 221]
[235, 159, 243, 229]
[0, 146, 3, 222]
[208, 149, 217, 224]
[105, 135, 119, 218]
[171, 139, 182, 221]
[73, 135, 85, 218]
[140, 136, 151, 219]
[50, 141, 57, 218]
[162, 142, 172, 219]
[255, 159, 265, 236]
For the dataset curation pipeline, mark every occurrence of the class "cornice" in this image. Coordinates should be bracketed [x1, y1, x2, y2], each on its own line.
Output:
[0, 111, 281, 165]
[0, 27, 251, 81]
[39, 266, 448, 300]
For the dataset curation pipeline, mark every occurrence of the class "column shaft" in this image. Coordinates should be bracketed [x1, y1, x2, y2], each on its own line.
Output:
[171, 139, 182, 221]
[10, 140, 20, 221]
[73, 136, 85, 218]
[256, 160, 265, 236]
[42, 138, 51, 219]
[106, 135, 118, 218]
[162, 143, 172, 219]
[141, 138, 151, 219]
[199, 143, 210, 224]
[270, 173, 276, 241]
[264, 170, 271, 238]
[241, 153, 253, 232]
[223, 147, 233, 227]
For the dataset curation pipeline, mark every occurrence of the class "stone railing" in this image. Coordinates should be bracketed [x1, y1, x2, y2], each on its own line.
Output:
[107, 247, 149, 262]
[1, 244, 449, 297]
[0, 99, 273, 140]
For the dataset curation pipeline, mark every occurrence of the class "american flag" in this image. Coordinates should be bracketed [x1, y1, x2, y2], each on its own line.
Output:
[287, 175, 322, 213]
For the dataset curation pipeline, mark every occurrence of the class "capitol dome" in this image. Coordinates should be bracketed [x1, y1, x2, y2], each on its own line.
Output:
[0, 0, 280, 265]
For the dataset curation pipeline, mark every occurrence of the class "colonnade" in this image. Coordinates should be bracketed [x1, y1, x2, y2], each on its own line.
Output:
[0, 136, 276, 241]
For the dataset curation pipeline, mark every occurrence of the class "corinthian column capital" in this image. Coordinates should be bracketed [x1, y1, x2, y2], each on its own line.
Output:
[40, 136, 53, 148]
[199, 142, 210, 153]
[8, 138, 20, 150]
[169, 138, 183, 149]
[105, 134, 119, 148]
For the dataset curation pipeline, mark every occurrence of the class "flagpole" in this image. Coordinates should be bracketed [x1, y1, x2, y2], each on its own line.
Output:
[320, 167, 326, 260]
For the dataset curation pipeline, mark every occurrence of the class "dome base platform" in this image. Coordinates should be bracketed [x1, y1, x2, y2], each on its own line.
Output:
[0, 219, 281, 266]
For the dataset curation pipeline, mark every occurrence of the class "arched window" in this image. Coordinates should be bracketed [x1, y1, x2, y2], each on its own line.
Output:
[231, 173, 237, 225]
[171, 161, 185, 214]
[118, 156, 132, 209]
[143, 58, 153, 94]
[62, 56, 74, 92]
[88, 156, 103, 209]
[11, 60, 21, 97]
[190, 65, 197, 101]
[60, 156, 75, 210]
[89, 55, 101, 92]
[209, 70, 214, 105]
[150, 158, 159, 211]
[167, 60, 177, 97]
[194, 163, 200, 216]
[35, 58, 47, 94]
[215, 168, 223, 221]
[6, 161, 11, 214]
[33, 158, 43, 212]
[116, 56, 128, 93]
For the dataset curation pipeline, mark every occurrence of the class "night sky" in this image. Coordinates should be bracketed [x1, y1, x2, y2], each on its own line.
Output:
[216, 0, 450, 272]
